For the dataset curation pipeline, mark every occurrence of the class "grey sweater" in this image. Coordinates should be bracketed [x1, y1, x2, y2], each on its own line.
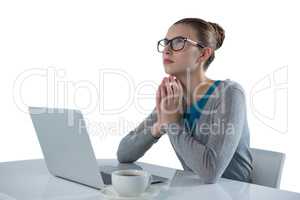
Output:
[117, 79, 253, 183]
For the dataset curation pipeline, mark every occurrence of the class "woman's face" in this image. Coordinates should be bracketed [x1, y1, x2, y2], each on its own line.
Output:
[162, 24, 202, 76]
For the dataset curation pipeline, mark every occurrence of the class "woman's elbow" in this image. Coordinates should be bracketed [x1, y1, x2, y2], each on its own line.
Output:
[193, 171, 219, 184]
[202, 174, 219, 184]
[117, 148, 137, 163]
[193, 164, 220, 184]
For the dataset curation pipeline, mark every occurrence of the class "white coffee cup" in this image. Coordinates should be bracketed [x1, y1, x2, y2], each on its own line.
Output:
[111, 169, 151, 197]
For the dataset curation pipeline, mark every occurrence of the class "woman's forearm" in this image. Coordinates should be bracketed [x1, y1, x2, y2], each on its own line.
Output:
[117, 108, 160, 163]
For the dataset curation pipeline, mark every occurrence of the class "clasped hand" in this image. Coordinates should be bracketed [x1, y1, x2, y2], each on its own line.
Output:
[152, 75, 184, 138]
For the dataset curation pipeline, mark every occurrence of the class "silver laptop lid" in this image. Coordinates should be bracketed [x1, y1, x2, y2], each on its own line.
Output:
[29, 107, 104, 189]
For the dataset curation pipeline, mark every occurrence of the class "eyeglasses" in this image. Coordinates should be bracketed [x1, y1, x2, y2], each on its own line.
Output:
[157, 36, 205, 53]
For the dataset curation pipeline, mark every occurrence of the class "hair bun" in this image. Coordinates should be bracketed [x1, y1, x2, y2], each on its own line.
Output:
[208, 22, 225, 50]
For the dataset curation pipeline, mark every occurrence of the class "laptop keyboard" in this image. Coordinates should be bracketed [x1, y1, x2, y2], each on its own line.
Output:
[100, 171, 112, 185]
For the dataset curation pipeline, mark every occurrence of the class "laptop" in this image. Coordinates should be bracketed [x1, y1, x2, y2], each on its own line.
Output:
[29, 107, 168, 189]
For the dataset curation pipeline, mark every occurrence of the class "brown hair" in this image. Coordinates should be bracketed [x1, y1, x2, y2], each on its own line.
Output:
[174, 18, 225, 70]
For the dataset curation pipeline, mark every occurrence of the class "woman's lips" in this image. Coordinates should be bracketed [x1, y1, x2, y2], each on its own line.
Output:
[163, 59, 174, 64]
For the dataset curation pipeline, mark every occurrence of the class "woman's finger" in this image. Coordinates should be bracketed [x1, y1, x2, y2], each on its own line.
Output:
[165, 77, 173, 105]
[158, 77, 166, 113]
[156, 85, 161, 114]
[176, 78, 184, 99]
[160, 83, 167, 113]
[170, 78, 177, 102]
[171, 77, 179, 98]
[175, 79, 184, 113]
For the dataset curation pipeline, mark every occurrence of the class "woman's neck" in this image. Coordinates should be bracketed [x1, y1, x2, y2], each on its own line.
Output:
[176, 69, 214, 107]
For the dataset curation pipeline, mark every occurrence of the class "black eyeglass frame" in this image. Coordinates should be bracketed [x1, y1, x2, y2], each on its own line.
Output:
[157, 36, 206, 53]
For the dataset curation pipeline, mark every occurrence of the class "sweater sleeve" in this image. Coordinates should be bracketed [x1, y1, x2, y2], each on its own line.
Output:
[117, 107, 160, 163]
[166, 85, 246, 183]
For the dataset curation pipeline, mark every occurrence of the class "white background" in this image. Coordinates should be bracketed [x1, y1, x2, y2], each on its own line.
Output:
[0, 0, 299, 193]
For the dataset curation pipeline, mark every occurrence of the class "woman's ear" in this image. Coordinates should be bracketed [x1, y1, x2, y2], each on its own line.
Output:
[196, 47, 213, 64]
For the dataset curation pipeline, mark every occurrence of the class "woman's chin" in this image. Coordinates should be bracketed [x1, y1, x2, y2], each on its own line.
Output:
[164, 68, 175, 75]
[164, 66, 181, 76]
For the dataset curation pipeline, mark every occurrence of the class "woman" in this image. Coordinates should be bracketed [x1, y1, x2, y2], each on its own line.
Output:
[117, 18, 253, 183]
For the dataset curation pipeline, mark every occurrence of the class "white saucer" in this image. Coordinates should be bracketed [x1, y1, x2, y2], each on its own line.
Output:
[99, 185, 161, 200]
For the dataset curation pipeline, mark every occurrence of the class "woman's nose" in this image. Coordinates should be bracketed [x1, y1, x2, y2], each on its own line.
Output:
[163, 45, 172, 55]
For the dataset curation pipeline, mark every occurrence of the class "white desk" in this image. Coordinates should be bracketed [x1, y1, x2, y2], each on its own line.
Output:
[0, 159, 299, 200]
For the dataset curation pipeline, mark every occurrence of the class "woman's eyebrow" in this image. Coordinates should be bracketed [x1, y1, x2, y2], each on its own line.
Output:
[165, 36, 184, 40]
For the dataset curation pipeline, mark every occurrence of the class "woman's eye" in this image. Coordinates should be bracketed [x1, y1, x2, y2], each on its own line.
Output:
[172, 38, 185, 48]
